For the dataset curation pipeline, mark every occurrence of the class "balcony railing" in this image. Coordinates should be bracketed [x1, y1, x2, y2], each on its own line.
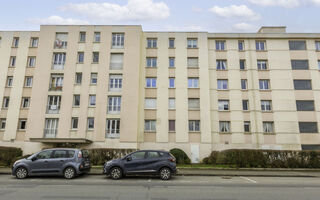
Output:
[49, 84, 63, 91]
[106, 131, 120, 139]
[54, 41, 67, 49]
[46, 105, 60, 114]
[44, 129, 57, 138]
[52, 64, 65, 70]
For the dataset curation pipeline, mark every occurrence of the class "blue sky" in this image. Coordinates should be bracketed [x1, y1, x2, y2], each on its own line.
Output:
[0, 0, 319, 32]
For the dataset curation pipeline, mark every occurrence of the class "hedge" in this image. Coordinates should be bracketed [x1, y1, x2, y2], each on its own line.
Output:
[0, 146, 23, 166]
[169, 148, 191, 164]
[202, 149, 320, 168]
[87, 148, 137, 165]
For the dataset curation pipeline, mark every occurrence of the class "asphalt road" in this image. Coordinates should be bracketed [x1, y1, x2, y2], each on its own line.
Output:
[0, 174, 320, 200]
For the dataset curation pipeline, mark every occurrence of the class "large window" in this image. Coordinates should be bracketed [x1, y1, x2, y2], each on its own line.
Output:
[189, 120, 200, 132]
[27, 57, 36, 67]
[106, 119, 120, 138]
[145, 98, 157, 109]
[52, 53, 66, 70]
[21, 97, 30, 108]
[187, 57, 198, 68]
[47, 95, 61, 114]
[263, 122, 274, 133]
[30, 37, 38, 47]
[54, 33, 68, 49]
[289, 41, 306, 50]
[257, 60, 268, 70]
[293, 80, 312, 90]
[145, 120, 156, 132]
[109, 75, 122, 92]
[216, 41, 226, 51]
[187, 39, 197, 48]
[147, 38, 157, 48]
[299, 122, 318, 133]
[112, 33, 124, 48]
[261, 100, 272, 111]
[188, 78, 199, 88]
[216, 60, 227, 70]
[296, 100, 314, 111]
[146, 57, 157, 67]
[110, 53, 123, 70]
[219, 121, 230, 133]
[44, 118, 58, 138]
[217, 80, 228, 90]
[256, 41, 266, 51]
[291, 60, 309, 70]
[218, 100, 229, 111]
[188, 98, 200, 110]
[259, 80, 270, 90]
[146, 78, 157, 88]
[108, 96, 121, 114]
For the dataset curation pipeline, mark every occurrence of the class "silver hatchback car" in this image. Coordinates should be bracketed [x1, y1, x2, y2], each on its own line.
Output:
[12, 148, 91, 179]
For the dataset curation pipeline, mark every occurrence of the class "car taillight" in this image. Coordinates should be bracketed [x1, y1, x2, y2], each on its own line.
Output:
[78, 151, 82, 158]
[168, 157, 176, 162]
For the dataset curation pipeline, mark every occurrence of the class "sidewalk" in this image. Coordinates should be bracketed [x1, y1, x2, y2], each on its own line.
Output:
[2, 166, 320, 177]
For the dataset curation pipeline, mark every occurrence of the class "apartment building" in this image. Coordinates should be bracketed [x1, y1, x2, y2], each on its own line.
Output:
[1, 25, 320, 162]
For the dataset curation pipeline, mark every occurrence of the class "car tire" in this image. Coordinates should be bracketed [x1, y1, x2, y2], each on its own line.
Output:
[110, 167, 123, 180]
[64, 167, 76, 179]
[15, 167, 28, 179]
[159, 167, 171, 180]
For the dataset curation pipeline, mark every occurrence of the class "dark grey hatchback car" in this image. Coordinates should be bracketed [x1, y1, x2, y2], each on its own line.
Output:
[12, 148, 91, 179]
[103, 150, 177, 180]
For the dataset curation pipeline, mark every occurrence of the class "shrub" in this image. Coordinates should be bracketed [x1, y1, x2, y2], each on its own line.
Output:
[0, 146, 23, 166]
[169, 148, 191, 164]
[87, 148, 137, 165]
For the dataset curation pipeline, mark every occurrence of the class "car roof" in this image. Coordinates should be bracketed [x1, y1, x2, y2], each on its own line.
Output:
[41, 148, 79, 151]
[135, 150, 168, 153]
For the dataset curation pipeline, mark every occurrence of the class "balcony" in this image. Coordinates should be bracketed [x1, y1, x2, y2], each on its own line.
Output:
[44, 128, 57, 138]
[49, 84, 63, 91]
[106, 131, 120, 139]
[52, 64, 64, 70]
[46, 105, 60, 114]
[54, 40, 67, 49]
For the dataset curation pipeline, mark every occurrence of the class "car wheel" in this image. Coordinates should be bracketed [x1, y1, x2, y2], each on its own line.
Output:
[110, 167, 122, 180]
[15, 167, 28, 179]
[159, 167, 171, 180]
[64, 167, 76, 179]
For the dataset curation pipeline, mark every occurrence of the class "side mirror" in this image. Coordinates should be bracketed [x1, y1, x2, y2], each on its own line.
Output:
[126, 156, 132, 161]
[31, 157, 37, 162]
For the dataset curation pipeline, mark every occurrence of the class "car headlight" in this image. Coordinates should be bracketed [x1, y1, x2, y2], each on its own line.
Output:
[106, 161, 112, 166]
[13, 161, 20, 166]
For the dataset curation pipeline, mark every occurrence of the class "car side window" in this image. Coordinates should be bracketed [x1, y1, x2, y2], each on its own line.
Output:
[36, 150, 53, 160]
[67, 150, 75, 158]
[147, 152, 160, 158]
[131, 152, 146, 160]
[52, 150, 68, 158]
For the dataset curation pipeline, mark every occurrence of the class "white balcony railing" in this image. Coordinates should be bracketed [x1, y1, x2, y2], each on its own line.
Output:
[44, 129, 57, 138]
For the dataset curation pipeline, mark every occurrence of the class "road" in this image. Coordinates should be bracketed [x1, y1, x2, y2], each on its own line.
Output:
[0, 174, 320, 200]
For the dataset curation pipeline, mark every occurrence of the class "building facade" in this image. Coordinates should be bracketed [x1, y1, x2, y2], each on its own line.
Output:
[1, 25, 320, 162]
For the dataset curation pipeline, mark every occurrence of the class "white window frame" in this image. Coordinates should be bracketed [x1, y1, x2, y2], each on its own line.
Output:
[94, 32, 101, 42]
[9, 56, 16, 67]
[30, 37, 38, 47]
[256, 41, 266, 51]
[73, 95, 80, 107]
[87, 118, 94, 130]
[146, 57, 157, 67]
[18, 119, 27, 130]
[44, 118, 59, 138]
[219, 121, 230, 133]
[188, 78, 199, 88]
[0, 119, 6, 130]
[52, 53, 66, 70]
[21, 97, 30, 108]
[241, 79, 247, 90]
[259, 80, 270, 90]
[216, 60, 227, 70]
[147, 38, 157, 48]
[216, 40, 226, 51]
[263, 122, 274, 133]
[145, 120, 156, 132]
[187, 57, 198, 68]
[109, 75, 122, 92]
[28, 56, 36, 67]
[189, 120, 200, 132]
[89, 95, 96, 107]
[244, 121, 251, 132]
[188, 98, 200, 110]
[112, 33, 124, 48]
[261, 100, 272, 111]
[108, 96, 121, 114]
[91, 73, 98, 84]
[145, 98, 157, 109]
[169, 98, 175, 110]
[71, 117, 78, 130]
[169, 57, 175, 68]
[218, 100, 229, 111]
[169, 78, 175, 88]
[187, 39, 197, 48]
[25, 77, 33, 87]
[146, 78, 157, 88]
[110, 53, 123, 70]
[47, 95, 61, 114]
[217, 80, 228, 90]
[257, 60, 268, 70]
[6, 76, 13, 87]
[2, 97, 9, 108]
[106, 119, 120, 138]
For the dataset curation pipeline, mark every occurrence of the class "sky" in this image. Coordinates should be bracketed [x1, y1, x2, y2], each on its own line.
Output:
[0, 0, 319, 33]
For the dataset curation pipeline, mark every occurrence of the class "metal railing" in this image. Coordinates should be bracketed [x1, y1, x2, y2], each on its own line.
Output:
[46, 105, 60, 114]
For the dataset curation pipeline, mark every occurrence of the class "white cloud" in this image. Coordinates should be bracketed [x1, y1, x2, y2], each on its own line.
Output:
[248, 0, 320, 8]
[209, 5, 260, 21]
[310, 0, 320, 6]
[28, 15, 89, 25]
[232, 23, 256, 31]
[60, 0, 170, 22]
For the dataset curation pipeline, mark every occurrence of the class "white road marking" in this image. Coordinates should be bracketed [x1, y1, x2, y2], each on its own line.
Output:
[240, 176, 257, 183]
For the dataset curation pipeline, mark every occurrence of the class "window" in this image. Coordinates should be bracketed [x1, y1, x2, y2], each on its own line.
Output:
[188, 98, 200, 110]
[91, 73, 98, 84]
[169, 78, 175, 88]
[240, 60, 246, 70]
[24, 77, 33, 87]
[108, 96, 121, 114]
[189, 120, 200, 132]
[73, 95, 80, 107]
[169, 98, 175, 109]
[256, 41, 266, 51]
[148, 151, 160, 158]
[216, 60, 227, 70]
[293, 80, 312, 90]
[242, 100, 249, 111]
[241, 79, 247, 90]
[77, 52, 84, 63]
[75, 73, 82, 84]
[216, 41, 226, 50]
[94, 32, 101, 42]
[146, 78, 157, 88]
[145, 98, 157, 109]
[55, 33, 68, 49]
[44, 118, 59, 137]
[188, 78, 199, 88]
[47, 96, 61, 114]
[169, 57, 175, 68]
[147, 38, 157, 48]
[289, 41, 306, 50]
[6, 76, 13, 87]
[131, 151, 146, 160]
[257, 60, 268, 70]
[30, 37, 39, 47]
[109, 75, 122, 92]
[112, 33, 124, 48]
[2, 97, 9, 108]
[244, 121, 250, 132]
[145, 120, 156, 132]
[291, 60, 309, 70]
[110, 53, 123, 70]
[79, 32, 86, 42]
[87, 118, 94, 130]
[12, 37, 19, 47]
[261, 100, 272, 111]
[316, 41, 320, 51]
[238, 40, 244, 51]
[9, 56, 16, 67]
[71, 117, 78, 129]
[36, 150, 53, 160]
[318, 60, 320, 70]
[106, 119, 120, 138]
[259, 80, 270, 90]
[18, 119, 27, 130]
[92, 52, 99, 63]
[218, 100, 229, 111]
[52, 53, 66, 70]
[296, 100, 314, 111]
[187, 57, 198, 67]
[169, 38, 175, 48]
[89, 95, 96, 106]
[0, 119, 6, 130]
[217, 80, 228, 90]
[146, 57, 157, 67]
[21, 97, 30, 108]
[219, 121, 230, 133]
[187, 39, 197, 48]
[169, 120, 175, 132]
[263, 122, 274, 133]
[27, 57, 36, 67]
[299, 122, 318, 133]
[52, 150, 69, 159]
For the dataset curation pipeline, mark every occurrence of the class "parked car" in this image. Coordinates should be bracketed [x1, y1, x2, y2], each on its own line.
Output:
[103, 150, 177, 180]
[12, 148, 91, 179]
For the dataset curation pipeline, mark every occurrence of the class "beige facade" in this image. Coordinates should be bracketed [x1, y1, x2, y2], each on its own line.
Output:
[1, 26, 320, 162]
